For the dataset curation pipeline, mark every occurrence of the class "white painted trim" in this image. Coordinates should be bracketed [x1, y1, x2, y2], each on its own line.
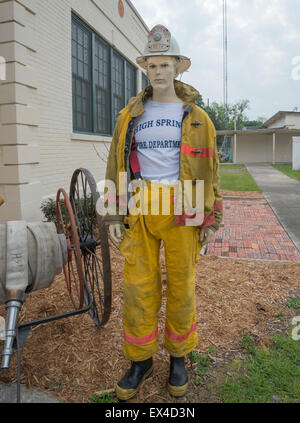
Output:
[71, 133, 112, 143]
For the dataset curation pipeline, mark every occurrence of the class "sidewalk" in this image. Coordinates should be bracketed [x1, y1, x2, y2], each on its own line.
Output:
[207, 163, 300, 261]
[0, 383, 60, 403]
[246, 163, 300, 252]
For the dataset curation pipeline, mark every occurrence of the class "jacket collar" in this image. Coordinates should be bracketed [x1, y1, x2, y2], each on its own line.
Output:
[128, 80, 200, 117]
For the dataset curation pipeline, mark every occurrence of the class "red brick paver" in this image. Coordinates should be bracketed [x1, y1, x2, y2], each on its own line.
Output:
[207, 198, 300, 261]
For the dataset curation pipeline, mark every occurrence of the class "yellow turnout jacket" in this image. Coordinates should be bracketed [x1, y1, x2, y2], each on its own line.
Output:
[103, 80, 223, 232]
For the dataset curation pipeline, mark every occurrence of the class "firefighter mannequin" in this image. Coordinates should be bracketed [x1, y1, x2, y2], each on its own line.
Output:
[104, 25, 223, 400]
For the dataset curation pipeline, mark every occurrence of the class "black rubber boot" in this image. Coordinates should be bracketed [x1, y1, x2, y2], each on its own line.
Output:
[167, 356, 188, 397]
[116, 357, 153, 400]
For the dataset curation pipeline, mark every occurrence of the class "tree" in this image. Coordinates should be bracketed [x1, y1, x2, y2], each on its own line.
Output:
[200, 99, 250, 130]
[243, 117, 266, 128]
[195, 97, 266, 148]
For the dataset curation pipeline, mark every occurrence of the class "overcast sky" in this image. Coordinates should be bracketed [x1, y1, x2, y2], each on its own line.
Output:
[130, 0, 300, 121]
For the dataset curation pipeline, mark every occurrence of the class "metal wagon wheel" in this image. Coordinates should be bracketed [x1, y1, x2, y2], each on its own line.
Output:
[69, 168, 112, 326]
[56, 188, 85, 310]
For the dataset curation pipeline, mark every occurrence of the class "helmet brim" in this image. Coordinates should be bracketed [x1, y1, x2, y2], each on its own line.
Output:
[136, 54, 191, 75]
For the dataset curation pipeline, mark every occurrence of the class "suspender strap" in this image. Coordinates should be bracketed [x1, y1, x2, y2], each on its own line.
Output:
[130, 136, 142, 180]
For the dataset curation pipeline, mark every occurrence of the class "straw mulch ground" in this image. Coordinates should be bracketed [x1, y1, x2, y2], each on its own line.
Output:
[0, 190, 299, 403]
[0, 244, 299, 403]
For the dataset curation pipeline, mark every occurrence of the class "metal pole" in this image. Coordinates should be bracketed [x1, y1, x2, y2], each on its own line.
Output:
[273, 132, 276, 164]
[13, 282, 93, 403]
[1, 300, 22, 370]
[223, 0, 228, 107]
[233, 119, 237, 163]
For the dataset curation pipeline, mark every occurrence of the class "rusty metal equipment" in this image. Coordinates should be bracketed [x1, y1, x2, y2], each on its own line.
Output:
[69, 168, 111, 326]
[0, 168, 112, 402]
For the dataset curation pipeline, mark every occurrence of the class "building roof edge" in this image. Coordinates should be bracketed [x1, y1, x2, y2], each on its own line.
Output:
[126, 0, 150, 32]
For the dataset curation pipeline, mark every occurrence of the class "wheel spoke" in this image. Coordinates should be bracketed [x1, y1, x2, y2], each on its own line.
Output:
[56, 188, 85, 310]
[69, 168, 112, 326]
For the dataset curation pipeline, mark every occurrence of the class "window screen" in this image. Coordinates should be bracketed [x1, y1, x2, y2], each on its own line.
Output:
[72, 19, 92, 132]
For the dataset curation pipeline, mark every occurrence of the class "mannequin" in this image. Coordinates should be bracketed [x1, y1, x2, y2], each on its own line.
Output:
[103, 25, 222, 400]
[109, 55, 215, 247]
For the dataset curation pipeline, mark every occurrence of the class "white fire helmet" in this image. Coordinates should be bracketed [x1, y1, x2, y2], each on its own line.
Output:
[136, 25, 191, 76]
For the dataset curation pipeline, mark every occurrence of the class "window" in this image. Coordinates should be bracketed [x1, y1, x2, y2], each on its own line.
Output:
[126, 61, 137, 104]
[112, 52, 125, 126]
[142, 73, 149, 90]
[94, 36, 110, 134]
[72, 14, 137, 135]
[72, 19, 93, 132]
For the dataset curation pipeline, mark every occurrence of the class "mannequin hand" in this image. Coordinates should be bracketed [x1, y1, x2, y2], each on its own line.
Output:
[199, 227, 215, 246]
[109, 224, 123, 244]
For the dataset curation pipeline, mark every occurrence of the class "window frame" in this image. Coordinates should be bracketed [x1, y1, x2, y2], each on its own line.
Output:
[72, 13, 138, 137]
[142, 73, 149, 90]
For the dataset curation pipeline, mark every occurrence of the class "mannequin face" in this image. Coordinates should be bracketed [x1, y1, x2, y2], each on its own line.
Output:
[146, 56, 177, 92]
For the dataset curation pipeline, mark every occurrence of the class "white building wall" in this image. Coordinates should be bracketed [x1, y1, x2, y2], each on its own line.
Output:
[267, 116, 286, 129]
[285, 114, 300, 129]
[236, 134, 273, 163]
[275, 135, 293, 163]
[236, 134, 292, 163]
[266, 113, 300, 130]
[0, 0, 148, 223]
[293, 137, 300, 170]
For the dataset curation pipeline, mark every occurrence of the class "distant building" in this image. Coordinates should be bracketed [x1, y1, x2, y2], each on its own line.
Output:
[0, 0, 149, 223]
[218, 111, 300, 164]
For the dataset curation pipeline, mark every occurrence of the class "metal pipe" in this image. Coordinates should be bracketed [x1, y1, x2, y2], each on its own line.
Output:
[1, 300, 22, 370]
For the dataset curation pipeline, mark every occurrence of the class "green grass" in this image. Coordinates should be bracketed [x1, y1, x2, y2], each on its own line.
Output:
[220, 164, 246, 170]
[285, 297, 300, 309]
[189, 349, 214, 386]
[220, 172, 262, 192]
[219, 164, 262, 191]
[218, 334, 300, 403]
[272, 164, 300, 182]
[89, 387, 115, 403]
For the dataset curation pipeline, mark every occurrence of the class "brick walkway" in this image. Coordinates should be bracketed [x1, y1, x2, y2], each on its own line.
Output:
[207, 198, 300, 261]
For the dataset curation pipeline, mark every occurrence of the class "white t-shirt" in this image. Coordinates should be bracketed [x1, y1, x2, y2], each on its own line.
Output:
[134, 100, 184, 184]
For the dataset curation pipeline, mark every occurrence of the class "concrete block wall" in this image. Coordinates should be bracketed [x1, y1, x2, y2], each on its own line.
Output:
[0, 0, 148, 223]
[235, 133, 293, 163]
[236, 134, 273, 163]
[0, 0, 39, 222]
[274, 134, 293, 163]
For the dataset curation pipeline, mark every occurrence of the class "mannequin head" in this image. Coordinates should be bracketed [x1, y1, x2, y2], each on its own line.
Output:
[136, 24, 191, 76]
[147, 56, 183, 102]
[146, 56, 180, 101]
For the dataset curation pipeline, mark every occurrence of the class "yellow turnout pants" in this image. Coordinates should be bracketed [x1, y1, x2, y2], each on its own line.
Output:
[119, 181, 202, 361]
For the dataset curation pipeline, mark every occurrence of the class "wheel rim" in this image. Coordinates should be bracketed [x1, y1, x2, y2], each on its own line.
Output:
[69, 168, 112, 326]
[56, 188, 85, 310]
